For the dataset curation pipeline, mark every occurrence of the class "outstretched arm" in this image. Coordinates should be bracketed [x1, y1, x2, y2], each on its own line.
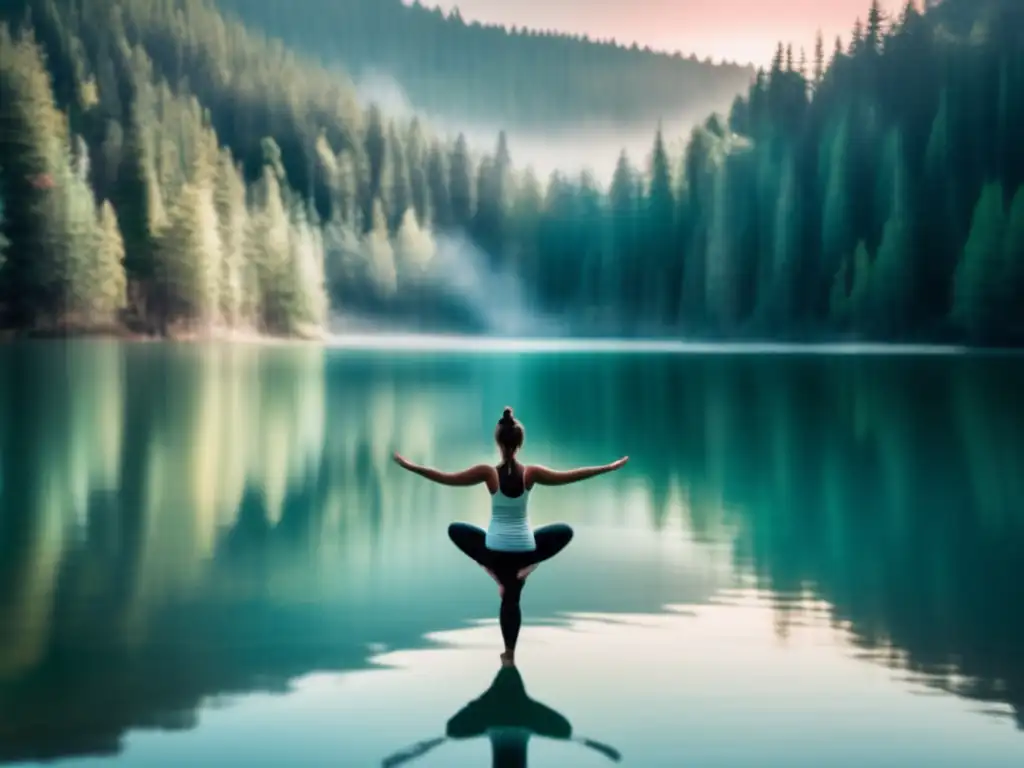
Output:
[527, 457, 628, 487]
[393, 453, 495, 488]
[381, 736, 448, 767]
[572, 736, 622, 762]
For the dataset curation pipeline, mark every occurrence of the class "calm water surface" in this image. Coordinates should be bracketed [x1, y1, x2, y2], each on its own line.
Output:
[1, 341, 1023, 767]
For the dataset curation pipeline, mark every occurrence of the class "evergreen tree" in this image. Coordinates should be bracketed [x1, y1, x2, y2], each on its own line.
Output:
[829, 257, 851, 326]
[387, 122, 411, 233]
[849, 240, 873, 330]
[510, 168, 543, 294]
[609, 150, 639, 322]
[363, 105, 387, 232]
[155, 172, 222, 330]
[248, 164, 292, 333]
[764, 152, 801, 325]
[93, 200, 128, 323]
[951, 182, 1007, 341]
[406, 118, 429, 226]
[869, 129, 915, 336]
[646, 127, 675, 323]
[286, 203, 328, 334]
[395, 208, 435, 274]
[1001, 185, 1024, 332]
[0, 26, 73, 325]
[813, 31, 826, 88]
[866, 1, 885, 56]
[363, 197, 397, 297]
[821, 112, 853, 302]
[426, 141, 451, 229]
[449, 133, 473, 230]
[214, 149, 248, 328]
[0, 0, 1022, 344]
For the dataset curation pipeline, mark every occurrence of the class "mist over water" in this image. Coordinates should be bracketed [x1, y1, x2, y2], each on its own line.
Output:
[353, 70, 740, 184]
[330, 227, 565, 337]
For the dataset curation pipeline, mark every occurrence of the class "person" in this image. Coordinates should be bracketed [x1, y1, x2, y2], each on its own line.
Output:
[380, 662, 622, 767]
[392, 407, 628, 665]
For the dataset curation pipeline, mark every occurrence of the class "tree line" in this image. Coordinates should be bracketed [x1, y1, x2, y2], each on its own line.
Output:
[217, 0, 755, 128]
[1, 0, 1022, 343]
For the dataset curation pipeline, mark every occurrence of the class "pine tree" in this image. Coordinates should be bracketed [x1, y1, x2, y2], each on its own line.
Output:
[866, 1, 885, 55]
[363, 197, 397, 297]
[705, 159, 737, 327]
[57, 137, 106, 322]
[813, 31, 826, 88]
[387, 121, 411, 233]
[1002, 185, 1024, 332]
[0, 26, 73, 325]
[449, 133, 473, 229]
[335, 150, 360, 229]
[248, 164, 293, 333]
[829, 258, 851, 326]
[610, 150, 639, 320]
[765, 152, 801, 324]
[406, 118, 429, 226]
[849, 19, 865, 56]
[395, 208, 436, 274]
[646, 127, 675, 321]
[93, 201, 129, 322]
[286, 204, 328, 334]
[426, 141, 451, 229]
[821, 112, 853, 291]
[214, 149, 248, 328]
[833, 36, 844, 65]
[510, 168, 544, 295]
[849, 240, 873, 330]
[155, 174, 221, 329]
[951, 183, 1007, 341]
[115, 103, 167, 290]
[363, 105, 388, 232]
[870, 129, 915, 335]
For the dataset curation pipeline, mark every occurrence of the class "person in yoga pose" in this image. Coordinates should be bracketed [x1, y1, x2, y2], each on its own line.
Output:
[392, 407, 627, 665]
[380, 663, 622, 767]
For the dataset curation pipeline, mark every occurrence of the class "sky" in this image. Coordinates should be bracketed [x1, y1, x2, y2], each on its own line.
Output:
[431, 0, 908, 68]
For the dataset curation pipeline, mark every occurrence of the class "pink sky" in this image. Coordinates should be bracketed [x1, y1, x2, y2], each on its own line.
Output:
[431, 0, 908, 67]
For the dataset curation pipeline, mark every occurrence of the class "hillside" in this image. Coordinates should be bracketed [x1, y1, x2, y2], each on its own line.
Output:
[215, 0, 756, 129]
[1, 0, 1023, 345]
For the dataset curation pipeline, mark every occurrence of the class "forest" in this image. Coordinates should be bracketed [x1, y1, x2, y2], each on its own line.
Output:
[0, 0, 1023, 343]
[215, 0, 756, 128]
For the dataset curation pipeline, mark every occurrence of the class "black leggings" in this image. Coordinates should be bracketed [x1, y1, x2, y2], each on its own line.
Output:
[448, 522, 574, 652]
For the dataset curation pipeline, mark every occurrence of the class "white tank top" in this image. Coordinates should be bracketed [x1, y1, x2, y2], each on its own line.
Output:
[486, 488, 536, 552]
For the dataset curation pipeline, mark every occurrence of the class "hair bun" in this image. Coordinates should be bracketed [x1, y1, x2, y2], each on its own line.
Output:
[499, 407, 515, 426]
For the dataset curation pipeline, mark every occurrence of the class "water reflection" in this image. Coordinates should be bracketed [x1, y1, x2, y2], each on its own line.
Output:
[382, 664, 621, 767]
[0, 341, 1022, 764]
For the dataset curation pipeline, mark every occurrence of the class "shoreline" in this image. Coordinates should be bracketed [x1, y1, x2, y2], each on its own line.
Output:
[2, 326, 1022, 354]
[0, 323, 324, 346]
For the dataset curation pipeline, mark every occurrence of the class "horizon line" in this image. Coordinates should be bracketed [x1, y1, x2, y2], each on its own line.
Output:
[321, 332, 974, 355]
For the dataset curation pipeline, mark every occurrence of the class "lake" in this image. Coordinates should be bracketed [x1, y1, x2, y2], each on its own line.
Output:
[1, 340, 1023, 767]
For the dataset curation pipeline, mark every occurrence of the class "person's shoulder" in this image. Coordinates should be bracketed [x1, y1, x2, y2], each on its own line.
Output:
[478, 463, 500, 490]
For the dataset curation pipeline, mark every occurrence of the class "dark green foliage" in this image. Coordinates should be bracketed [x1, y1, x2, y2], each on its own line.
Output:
[2, 0, 1023, 344]
[216, 0, 755, 129]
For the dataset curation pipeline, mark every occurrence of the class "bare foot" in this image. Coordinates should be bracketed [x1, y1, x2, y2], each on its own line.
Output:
[517, 564, 538, 581]
[500, 650, 515, 667]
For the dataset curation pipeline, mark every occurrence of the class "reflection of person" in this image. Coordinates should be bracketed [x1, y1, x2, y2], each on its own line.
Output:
[393, 407, 628, 664]
[380, 664, 622, 767]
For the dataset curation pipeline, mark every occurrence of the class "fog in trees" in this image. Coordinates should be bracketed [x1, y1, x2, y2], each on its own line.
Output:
[1, 0, 1022, 344]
